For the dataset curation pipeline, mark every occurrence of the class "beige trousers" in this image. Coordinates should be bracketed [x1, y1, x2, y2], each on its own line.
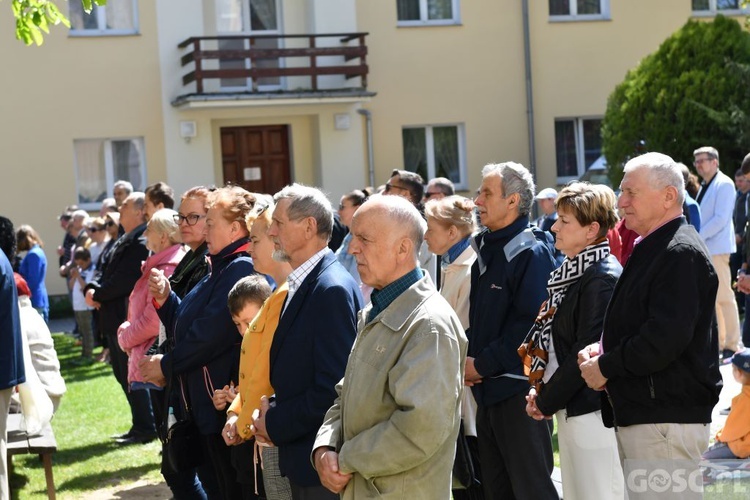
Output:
[556, 410, 624, 500]
[713, 254, 740, 352]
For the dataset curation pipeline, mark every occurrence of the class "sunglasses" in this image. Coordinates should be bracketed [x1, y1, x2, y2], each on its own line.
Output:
[105, 221, 117, 228]
[423, 192, 442, 199]
[384, 183, 410, 194]
[88, 226, 104, 233]
[173, 213, 206, 226]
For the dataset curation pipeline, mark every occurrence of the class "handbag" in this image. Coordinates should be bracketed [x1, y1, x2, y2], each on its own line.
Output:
[163, 417, 203, 473]
[161, 355, 204, 474]
[452, 420, 481, 490]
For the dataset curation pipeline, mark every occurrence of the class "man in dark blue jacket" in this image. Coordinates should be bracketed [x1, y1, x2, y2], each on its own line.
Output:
[252, 184, 363, 500]
[1, 235, 24, 500]
[467, 162, 558, 499]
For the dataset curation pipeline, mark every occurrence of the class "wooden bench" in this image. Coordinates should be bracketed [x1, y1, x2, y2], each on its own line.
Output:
[6, 413, 57, 499]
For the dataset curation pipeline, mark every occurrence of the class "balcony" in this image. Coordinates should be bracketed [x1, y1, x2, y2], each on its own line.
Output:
[172, 33, 375, 108]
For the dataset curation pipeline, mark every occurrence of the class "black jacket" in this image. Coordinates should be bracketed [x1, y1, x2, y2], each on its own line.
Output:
[85, 224, 149, 338]
[535, 255, 621, 418]
[598, 217, 722, 427]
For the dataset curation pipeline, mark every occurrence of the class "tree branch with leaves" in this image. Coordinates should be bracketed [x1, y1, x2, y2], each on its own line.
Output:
[12, 0, 107, 45]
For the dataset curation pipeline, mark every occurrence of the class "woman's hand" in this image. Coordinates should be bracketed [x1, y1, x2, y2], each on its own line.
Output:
[223, 414, 242, 446]
[139, 355, 166, 387]
[148, 268, 171, 306]
[525, 388, 550, 420]
[212, 383, 236, 411]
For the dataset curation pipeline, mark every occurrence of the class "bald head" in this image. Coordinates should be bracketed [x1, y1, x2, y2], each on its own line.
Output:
[349, 195, 426, 290]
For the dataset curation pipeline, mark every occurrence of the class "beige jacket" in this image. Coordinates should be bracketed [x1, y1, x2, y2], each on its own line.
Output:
[439, 245, 476, 331]
[314, 276, 467, 499]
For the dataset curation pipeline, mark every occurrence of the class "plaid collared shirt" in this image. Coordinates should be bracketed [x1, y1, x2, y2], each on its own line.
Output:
[281, 247, 331, 316]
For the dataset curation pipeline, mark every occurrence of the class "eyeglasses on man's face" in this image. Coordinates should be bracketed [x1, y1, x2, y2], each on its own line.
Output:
[384, 183, 411, 195]
[173, 213, 206, 226]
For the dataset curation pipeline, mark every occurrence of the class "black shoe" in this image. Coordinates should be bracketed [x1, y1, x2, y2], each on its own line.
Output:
[720, 406, 731, 415]
[111, 429, 134, 440]
[116, 432, 157, 446]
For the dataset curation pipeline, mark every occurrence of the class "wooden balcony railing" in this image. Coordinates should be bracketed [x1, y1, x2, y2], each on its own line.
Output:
[178, 33, 369, 94]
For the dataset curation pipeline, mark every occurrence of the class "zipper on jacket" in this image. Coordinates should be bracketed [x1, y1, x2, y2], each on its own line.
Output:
[606, 391, 618, 431]
[648, 375, 655, 399]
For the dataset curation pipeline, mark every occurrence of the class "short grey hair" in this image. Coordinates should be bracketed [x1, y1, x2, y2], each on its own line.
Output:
[273, 183, 334, 242]
[427, 177, 455, 196]
[693, 146, 719, 163]
[128, 192, 146, 211]
[364, 194, 426, 259]
[113, 180, 134, 193]
[481, 162, 535, 216]
[147, 208, 181, 244]
[624, 152, 685, 205]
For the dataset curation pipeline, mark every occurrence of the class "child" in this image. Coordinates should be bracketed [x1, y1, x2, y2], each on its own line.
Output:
[212, 274, 272, 499]
[703, 349, 750, 461]
[69, 246, 95, 359]
[212, 275, 273, 411]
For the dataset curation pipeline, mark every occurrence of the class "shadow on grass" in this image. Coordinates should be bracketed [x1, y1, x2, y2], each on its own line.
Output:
[59, 363, 114, 384]
[56, 463, 159, 492]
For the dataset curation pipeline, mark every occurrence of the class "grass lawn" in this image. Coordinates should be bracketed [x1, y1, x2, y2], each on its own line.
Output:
[10, 333, 163, 499]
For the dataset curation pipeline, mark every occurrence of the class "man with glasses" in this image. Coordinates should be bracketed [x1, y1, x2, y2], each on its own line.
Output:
[694, 146, 741, 362]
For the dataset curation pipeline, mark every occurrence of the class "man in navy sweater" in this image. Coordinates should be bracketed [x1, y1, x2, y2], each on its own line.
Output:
[467, 162, 558, 499]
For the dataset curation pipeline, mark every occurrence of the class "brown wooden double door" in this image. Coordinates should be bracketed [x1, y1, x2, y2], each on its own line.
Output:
[220, 125, 291, 196]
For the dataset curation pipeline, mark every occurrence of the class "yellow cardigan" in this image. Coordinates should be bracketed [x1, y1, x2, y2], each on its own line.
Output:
[716, 385, 750, 458]
[228, 281, 288, 440]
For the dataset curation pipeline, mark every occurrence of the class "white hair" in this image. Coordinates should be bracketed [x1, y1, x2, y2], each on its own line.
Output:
[623, 152, 685, 205]
[273, 183, 333, 242]
[363, 194, 426, 259]
[147, 208, 181, 244]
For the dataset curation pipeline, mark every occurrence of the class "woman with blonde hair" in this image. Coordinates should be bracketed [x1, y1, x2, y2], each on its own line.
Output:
[424, 195, 482, 498]
[521, 182, 624, 500]
[16, 225, 49, 323]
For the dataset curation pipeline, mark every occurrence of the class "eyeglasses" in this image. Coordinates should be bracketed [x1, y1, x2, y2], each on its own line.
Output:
[424, 192, 442, 200]
[105, 221, 116, 228]
[88, 226, 104, 233]
[173, 213, 206, 226]
[384, 183, 410, 194]
[693, 157, 712, 166]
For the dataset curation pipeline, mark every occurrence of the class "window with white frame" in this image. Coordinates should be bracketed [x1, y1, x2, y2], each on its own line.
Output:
[397, 0, 460, 26]
[549, 0, 610, 20]
[69, 0, 138, 35]
[74, 138, 146, 208]
[402, 125, 466, 189]
[692, 0, 746, 15]
[554, 118, 602, 179]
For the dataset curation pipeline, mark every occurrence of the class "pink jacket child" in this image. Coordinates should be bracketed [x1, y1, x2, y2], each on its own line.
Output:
[118, 243, 185, 387]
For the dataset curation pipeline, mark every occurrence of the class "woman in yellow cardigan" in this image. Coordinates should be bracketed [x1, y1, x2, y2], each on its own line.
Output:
[223, 199, 293, 499]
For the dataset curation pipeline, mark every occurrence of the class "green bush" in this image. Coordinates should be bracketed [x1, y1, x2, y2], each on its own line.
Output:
[602, 15, 750, 186]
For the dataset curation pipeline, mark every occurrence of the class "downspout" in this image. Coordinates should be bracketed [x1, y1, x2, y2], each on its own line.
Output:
[522, 0, 536, 180]
[358, 108, 375, 187]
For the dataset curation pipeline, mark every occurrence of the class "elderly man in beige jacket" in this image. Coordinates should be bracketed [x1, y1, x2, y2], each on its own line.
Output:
[312, 195, 467, 499]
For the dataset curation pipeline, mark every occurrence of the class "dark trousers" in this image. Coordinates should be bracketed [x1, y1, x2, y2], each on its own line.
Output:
[289, 482, 337, 500]
[108, 331, 156, 435]
[202, 432, 242, 500]
[744, 294, 750, 347]
[476, 392, 558, 500]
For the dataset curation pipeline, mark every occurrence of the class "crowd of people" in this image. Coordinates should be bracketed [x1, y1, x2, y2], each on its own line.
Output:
[1, 147, 750, 500]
